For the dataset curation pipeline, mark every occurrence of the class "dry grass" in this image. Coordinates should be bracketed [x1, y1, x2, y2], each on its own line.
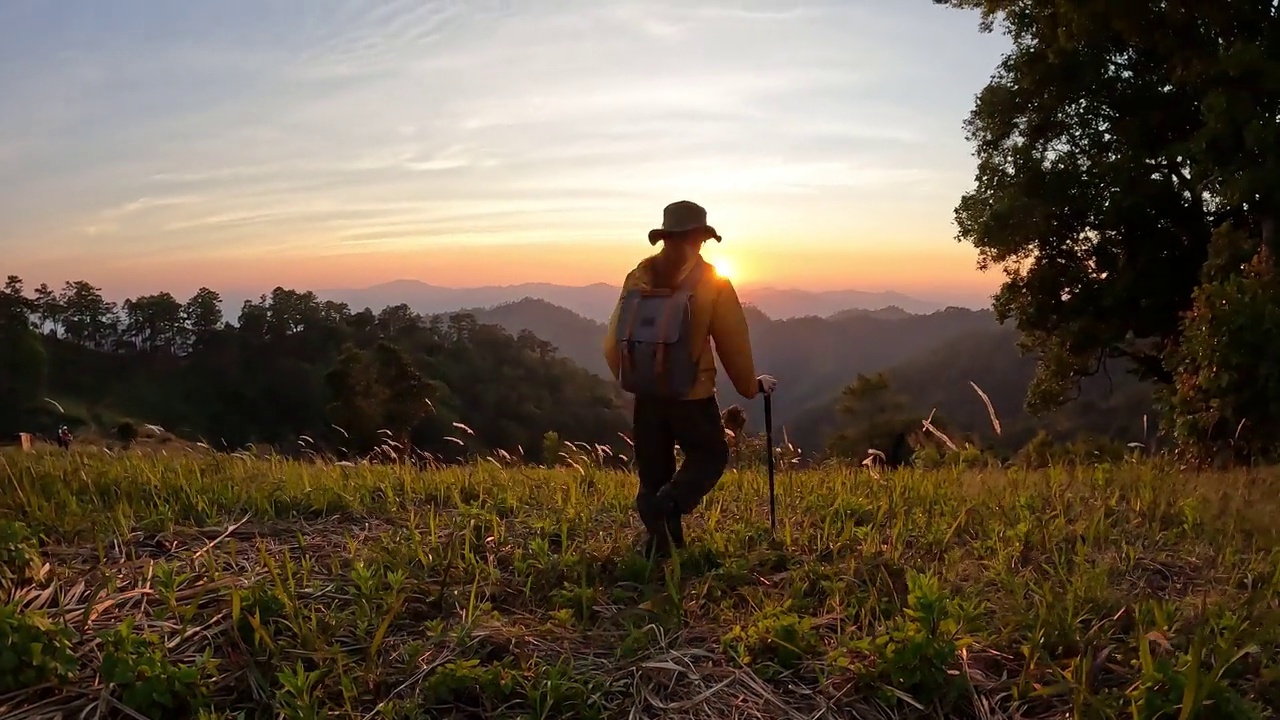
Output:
[1, 448, 1278, 719]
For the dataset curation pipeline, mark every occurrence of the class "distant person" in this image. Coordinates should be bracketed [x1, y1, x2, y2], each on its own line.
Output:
[604, 200, 777, 558]
[56, 425, 72, 450]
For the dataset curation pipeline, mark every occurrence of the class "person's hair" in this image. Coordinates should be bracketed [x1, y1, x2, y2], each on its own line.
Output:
[651, 229, 708, 290]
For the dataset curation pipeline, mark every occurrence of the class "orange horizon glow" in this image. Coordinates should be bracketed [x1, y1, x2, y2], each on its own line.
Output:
[7, 237, 1002, 308]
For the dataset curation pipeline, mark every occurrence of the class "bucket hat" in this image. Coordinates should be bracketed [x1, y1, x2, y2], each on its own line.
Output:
[647, 200, 723, 245]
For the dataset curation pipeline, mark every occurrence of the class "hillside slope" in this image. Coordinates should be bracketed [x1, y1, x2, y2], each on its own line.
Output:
[457, 298, 611, 377]
[712, 307, 999, 434]
[28, 310, 630, 461]
[786, 325, 1157, 454]
[459, 298, 1002, 439]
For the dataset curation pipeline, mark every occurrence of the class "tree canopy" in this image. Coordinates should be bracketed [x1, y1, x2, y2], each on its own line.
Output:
[0, 277, 46, 429]
[1, 276, 630, 464]
[938, 0, 1280, 460]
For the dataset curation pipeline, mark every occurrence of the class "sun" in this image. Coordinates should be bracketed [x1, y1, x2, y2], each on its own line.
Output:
[708, 257, 740, 283]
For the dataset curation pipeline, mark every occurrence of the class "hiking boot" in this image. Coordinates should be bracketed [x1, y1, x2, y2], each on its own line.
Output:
[638, 509, 679, 561]
[637, 497, 666, 547]
[638, 490, 685, 560]
[664, 503, 685, 550]
[642, 529, 673, 560]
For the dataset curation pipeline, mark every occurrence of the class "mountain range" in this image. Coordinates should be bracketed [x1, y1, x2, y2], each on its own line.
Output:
[292, 277, 1148, 455]
[317, 279, 987, 323]
[447, 297, 1154, 454]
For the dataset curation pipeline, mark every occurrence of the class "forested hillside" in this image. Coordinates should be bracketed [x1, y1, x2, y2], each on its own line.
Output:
[463, 298, 612, 378]
[0, 277, 628, 462]
[429, 296, 1158, 456]
[714, 306, 998, 433]
[456, 297, 1001, 425]
[787, 326, 1156, 455]
[1, 273, 1162, 462]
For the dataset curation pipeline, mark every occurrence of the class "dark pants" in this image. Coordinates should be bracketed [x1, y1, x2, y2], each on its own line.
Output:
[632, 395, 730, 538]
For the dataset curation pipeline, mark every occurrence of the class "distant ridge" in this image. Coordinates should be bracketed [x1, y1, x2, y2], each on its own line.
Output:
[318, 278, 984, 322]
[319, 280, 622, 323]
[826, 305, 914, 321]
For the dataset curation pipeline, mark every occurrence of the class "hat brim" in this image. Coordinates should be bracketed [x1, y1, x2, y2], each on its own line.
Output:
[647, 226, 722, 245]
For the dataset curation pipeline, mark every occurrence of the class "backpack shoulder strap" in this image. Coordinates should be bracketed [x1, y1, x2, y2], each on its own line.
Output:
[677, 257, 710, 292]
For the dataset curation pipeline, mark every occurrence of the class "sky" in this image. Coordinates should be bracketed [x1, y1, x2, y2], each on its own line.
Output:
[0, 0, 1010, 306]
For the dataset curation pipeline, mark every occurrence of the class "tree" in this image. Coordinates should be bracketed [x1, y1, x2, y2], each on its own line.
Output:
[31, 283, 62, 337]
[323, 341, 437, 456]
[826, 373, 917, 461]
[376, 304, 419, 336]
[265, 287, 323, 338]
[121, 292, 185, 353]
[1166, 243, 1280, 464]
[446, 313, 478, 343]
[324, 346, 381, 455]
[59, 281, 118, 349]
[936, 1, 1280, 434]
[368, 341, 436, 448]
[182, 288, 224, 349]
[0, 285, 45, 429]
[0, 328, 45, 428]
[1, 276, 31, 327]
[237, 297, 269, 341]
[320, 300, 351, 326]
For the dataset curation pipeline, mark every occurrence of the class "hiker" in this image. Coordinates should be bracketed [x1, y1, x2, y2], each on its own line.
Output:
[604, 200, 777, 558]
[56, 425, 72, 450]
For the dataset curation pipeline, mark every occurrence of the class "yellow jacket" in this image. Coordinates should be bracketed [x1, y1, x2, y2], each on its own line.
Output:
[603, 252, 759, 400]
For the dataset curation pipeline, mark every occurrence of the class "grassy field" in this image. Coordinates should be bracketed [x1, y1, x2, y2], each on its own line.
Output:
[1, 449, 1278, 719]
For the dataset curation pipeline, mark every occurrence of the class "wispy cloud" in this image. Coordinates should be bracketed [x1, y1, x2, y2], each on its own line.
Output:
[0, 0, 1009, 295]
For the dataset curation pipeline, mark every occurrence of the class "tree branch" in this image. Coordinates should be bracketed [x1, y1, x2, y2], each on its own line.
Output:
[1109, 346, 1174, 385]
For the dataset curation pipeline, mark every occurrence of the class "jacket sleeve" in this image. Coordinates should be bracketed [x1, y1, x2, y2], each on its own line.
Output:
[709, 279, 758, 399]
[603, 290, 623, 381]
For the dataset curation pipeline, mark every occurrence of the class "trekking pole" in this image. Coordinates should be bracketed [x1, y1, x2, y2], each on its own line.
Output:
[764, 391, 776, 533]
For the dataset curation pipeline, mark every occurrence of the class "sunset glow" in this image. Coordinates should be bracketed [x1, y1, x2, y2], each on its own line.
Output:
[0, 2, 1010, 306]
[707, 256, 741, 285]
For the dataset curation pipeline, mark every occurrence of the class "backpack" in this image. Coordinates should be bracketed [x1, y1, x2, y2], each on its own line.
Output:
[614, 259, 710, 398]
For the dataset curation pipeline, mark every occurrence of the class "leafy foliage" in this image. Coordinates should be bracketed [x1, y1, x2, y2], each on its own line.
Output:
[826, 373, 917, 461]
[323, 341, 439, 457]
[789, 327, 1156, 461]
[4, 276, 629, 461]
[937, 0, 1280, 460]
[0, 603, 78, 693]
[0, 520, 41, 589]
[0, 277, 47, 428]
[99, 617, 217, 717]
[1166, 245, 1280, 464]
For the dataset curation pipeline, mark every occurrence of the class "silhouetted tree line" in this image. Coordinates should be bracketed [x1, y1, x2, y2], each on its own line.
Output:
[0, 276, 628, 462]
